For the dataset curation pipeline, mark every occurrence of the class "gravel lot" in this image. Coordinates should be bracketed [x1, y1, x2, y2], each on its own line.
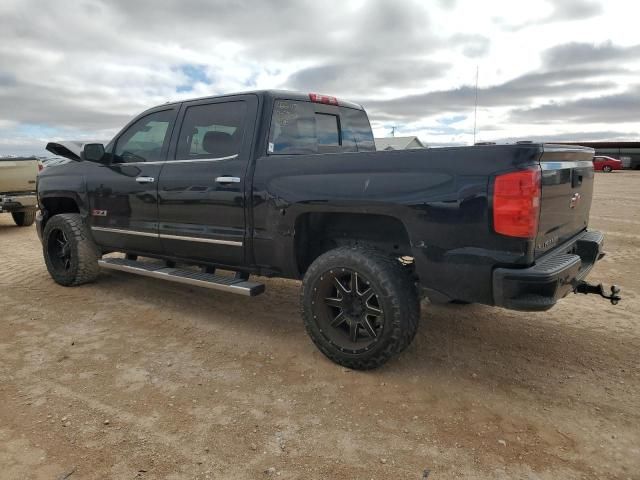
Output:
[1, 171, 639, 480]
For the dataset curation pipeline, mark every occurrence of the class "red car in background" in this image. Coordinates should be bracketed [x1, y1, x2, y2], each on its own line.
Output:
[593, 156, 622, 172]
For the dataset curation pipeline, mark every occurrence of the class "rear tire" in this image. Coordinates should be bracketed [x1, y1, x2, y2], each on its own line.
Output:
[301, 246, 420, 370]
[603, 165, 613, 172]
[12, 210, 36, 227]
[43, 214, 100, 286]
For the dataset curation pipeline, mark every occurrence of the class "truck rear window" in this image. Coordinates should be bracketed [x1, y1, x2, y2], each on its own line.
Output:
[268, 100, 375, 155]
[315, 114, 340, 147]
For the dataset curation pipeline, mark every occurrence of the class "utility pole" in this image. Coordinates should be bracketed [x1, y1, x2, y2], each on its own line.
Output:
[473, 65, 479, 145]
[390, 126, 397, 137]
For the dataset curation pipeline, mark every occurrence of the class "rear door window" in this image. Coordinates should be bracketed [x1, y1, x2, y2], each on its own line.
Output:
[268, 100, 374, 155]
[176, 101, 247, 160]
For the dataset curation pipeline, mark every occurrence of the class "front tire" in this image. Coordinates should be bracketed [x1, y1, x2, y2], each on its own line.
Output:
[602, 165, 613, 172]
[301, 246, 420, 370]
[12, 210, 36, 227]
[43, 214, 100, 286]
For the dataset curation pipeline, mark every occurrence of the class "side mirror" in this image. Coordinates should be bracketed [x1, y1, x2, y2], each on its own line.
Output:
[82, 143, 106, 163]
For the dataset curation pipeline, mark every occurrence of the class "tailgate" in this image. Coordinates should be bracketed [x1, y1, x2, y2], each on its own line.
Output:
[535, 144, 595, 258]
[0, 158, 38, 193]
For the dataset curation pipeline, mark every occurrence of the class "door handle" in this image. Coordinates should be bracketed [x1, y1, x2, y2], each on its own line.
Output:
[135, 176, 155, 184]
[215, 176, 241, 184]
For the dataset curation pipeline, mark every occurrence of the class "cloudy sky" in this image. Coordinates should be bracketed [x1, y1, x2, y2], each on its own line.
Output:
[0, 0, 638, 155]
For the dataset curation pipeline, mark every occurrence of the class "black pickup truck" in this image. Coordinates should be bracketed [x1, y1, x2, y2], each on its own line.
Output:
[37, 90, 618, 369]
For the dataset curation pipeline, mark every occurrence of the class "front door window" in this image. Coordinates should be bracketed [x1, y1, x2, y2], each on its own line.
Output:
[114, 110, 174, 163]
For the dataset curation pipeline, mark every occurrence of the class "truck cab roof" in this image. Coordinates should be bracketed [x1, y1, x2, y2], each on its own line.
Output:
[159, 90, 365, 112]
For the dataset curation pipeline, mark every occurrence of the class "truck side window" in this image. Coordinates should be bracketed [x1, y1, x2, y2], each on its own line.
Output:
[268, 100, 375, 154]
[176, 101, 247, 160]
[113, 109, 174, 163]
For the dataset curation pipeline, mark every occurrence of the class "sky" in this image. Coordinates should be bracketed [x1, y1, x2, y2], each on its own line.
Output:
[0, 0, 638, 156]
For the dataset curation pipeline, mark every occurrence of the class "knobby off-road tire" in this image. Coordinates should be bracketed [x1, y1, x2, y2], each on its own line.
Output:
[12, 210, 36, 227]
[301, 246, 420, 370]
[43, 214, 100, 286]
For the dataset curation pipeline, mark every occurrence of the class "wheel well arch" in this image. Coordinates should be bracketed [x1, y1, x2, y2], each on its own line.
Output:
[294, 212, 412, 276]
[40, 196, 81, 227]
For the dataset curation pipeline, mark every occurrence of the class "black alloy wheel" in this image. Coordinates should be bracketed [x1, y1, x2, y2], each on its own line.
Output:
[314, 268, 384, 354]
[47, 227, 72, 272]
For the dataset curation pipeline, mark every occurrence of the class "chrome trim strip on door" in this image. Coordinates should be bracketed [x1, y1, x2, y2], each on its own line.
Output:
[91, 226, 243, 246]
[91, 226, 158, 237]
[159, 233, 243, 247]
[119, 154, 239, 166]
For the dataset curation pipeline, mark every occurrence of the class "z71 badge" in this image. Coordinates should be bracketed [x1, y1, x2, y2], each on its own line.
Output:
[91, 209, 107, 217]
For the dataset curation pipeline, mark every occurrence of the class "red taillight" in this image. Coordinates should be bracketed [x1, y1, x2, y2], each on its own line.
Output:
[493, 168, 541, 238]
[309, 93, 339, 106]
[38, 162, 43, 172]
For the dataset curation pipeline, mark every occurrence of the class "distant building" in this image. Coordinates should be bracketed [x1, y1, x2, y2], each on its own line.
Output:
[565, 141, 640, 169]
[375, 136, 425, 151]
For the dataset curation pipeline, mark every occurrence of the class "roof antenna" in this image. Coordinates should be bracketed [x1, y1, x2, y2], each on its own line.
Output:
[473, 65, 479, 145]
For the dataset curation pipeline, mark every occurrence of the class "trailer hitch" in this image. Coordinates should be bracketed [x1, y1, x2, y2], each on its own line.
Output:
[574, 281, 621, 305]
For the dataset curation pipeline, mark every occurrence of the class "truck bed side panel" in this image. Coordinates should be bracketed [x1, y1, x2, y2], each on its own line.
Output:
[251, 145, 542, 304]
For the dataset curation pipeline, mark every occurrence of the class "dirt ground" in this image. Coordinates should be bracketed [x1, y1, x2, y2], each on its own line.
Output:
[1, 171, 638, 480]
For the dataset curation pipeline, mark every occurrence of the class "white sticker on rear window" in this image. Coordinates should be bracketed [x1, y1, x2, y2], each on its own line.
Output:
[268, 142, 274, 153]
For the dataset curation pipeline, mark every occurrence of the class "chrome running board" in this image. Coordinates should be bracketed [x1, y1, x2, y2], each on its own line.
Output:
[98, 258, 264, 296]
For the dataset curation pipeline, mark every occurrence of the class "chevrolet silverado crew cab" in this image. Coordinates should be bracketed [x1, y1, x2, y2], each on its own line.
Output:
[37, 90, 619, 369]
[0, 156, 39, 226]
